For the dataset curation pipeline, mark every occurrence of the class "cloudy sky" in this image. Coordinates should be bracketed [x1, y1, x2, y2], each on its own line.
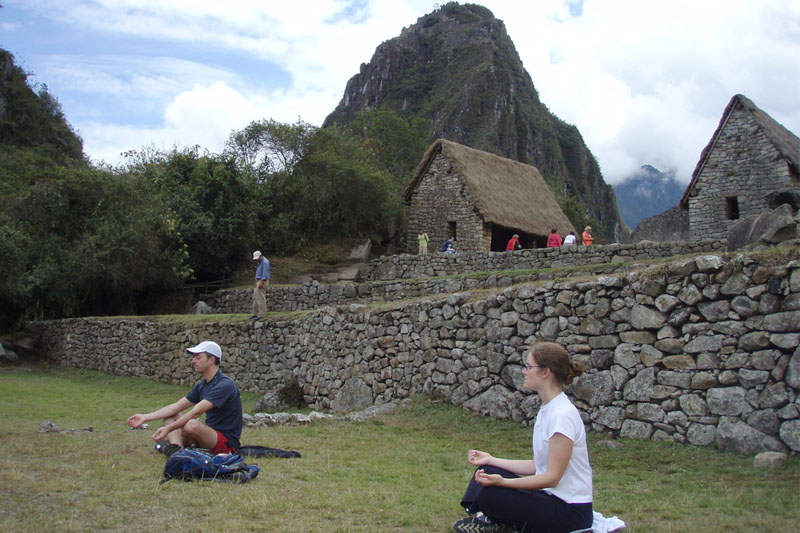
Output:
[2, 0, 798, 184]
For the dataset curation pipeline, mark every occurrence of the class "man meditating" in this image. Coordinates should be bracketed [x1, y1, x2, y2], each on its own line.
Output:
[127, 341, 243, 456]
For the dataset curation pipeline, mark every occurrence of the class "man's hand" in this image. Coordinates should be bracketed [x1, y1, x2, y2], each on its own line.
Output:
[127, 414, 147, 429]
[152, 425, 171, 442]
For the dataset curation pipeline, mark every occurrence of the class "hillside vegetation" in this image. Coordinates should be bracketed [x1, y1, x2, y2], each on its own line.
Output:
[0, 49, 426, 330]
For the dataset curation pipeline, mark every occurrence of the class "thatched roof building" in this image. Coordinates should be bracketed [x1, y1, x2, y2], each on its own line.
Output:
[404, 139, 575, 252]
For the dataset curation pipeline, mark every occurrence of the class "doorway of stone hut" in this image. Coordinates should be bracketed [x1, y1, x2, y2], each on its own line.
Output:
[491, 226, 542, 251]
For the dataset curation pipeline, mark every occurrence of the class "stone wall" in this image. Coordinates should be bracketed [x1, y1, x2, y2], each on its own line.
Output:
[363, 239, 725, 281]
[406, 151, 487, 253]
[628, 205, 690, 243]
[36, 253, 800, 455]
[687, 102, 800, 240]
[207, 240, 726, 314]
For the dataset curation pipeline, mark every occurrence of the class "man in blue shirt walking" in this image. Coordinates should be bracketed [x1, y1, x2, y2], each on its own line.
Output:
[251, 250, 270, 320]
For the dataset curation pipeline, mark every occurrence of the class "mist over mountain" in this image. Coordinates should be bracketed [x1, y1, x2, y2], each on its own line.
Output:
[324, 2, 623, 242]
[612, 165, 686, 230]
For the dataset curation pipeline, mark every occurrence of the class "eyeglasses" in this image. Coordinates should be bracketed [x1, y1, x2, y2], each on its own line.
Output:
[525, 364, 542, 371]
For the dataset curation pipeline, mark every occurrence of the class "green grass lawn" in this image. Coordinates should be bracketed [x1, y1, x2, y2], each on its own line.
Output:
[1, 365, 798, 532]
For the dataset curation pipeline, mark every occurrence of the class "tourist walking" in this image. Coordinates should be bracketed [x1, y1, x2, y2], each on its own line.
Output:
[563, 232, 577, 245]
[251, 250, 270, 320]
[453, 342, 593, 533]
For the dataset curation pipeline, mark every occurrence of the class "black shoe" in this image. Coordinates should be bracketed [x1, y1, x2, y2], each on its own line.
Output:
[453, 515, 512, 533]
[250, 315, 260, 320]
[155, 440, 182, 457]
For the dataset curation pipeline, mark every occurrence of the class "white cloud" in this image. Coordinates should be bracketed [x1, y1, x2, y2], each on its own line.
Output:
[9, 0, 800, 181]
[488, 0, 800, 183]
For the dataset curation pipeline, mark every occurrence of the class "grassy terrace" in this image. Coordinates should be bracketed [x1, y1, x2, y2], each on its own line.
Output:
[1, 366, 798, 532]
[80, 245, 798, 323]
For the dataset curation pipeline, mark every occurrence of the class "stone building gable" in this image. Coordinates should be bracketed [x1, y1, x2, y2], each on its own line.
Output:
[683, 95, 800, 241]
[406, 151, 486, 253]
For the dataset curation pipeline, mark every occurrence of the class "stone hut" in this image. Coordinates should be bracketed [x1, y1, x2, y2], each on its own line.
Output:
[680, 94, 800, 241]
[403, 139, 574, 252]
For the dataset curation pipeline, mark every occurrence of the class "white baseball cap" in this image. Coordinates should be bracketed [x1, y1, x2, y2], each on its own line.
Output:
[252, 251, 262, 260]
[186, 341, 222, 360]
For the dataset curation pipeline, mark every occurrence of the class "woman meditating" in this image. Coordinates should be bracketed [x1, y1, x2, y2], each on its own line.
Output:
[454, 342, 593, 533]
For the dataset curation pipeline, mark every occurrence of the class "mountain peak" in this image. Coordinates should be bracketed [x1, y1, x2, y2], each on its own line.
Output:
[323, 2, 622, 242]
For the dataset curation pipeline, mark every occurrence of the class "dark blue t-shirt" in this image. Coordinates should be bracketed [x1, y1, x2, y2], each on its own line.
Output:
[186, 370, 243, 448]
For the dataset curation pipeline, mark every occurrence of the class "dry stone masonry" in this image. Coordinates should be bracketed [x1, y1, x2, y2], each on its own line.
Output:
[36, 250, 800, 456]
[207, 240, 726, 314]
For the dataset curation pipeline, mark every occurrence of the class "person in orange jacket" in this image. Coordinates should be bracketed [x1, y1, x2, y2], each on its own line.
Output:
[581, 226, 593, 246]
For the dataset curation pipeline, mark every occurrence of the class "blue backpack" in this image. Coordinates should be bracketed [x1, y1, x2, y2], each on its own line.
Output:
[163, 448, 260, 483]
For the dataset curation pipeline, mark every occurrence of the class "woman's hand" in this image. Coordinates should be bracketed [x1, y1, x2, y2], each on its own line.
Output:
[474, 469, 503, 486]
[467, 449, 492, 466]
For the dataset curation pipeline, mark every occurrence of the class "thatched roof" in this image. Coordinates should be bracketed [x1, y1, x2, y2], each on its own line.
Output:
[403, 139, 574, 236]
[681, 94, 800, 207]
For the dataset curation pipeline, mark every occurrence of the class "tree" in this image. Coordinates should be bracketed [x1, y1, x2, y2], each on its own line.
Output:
[345, 107, 429, 190]
[123, 146, 259, 282]
[224, 118, 316, 178]
[0, 146, 188, 328]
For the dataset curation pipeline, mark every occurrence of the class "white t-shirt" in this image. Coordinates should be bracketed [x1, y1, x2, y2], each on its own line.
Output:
[532, 392, 593, 503]
[564, 234, 576, 245]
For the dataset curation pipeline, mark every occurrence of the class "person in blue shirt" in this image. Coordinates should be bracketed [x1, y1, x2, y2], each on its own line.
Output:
[442, 236, 457, 254]
[251, 250, 271, 320]
[127, 341, 243, 456]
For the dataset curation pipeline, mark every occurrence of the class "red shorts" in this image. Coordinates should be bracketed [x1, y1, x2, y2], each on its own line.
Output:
[210, 430, 237, 455]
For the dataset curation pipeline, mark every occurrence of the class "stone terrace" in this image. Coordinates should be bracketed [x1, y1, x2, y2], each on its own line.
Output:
[34, 243, 800, 456]
[208, 240, 726, 314]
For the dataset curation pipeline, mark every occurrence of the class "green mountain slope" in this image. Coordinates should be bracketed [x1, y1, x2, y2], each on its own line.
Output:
[324, 2, 622, 242]
[0, 49, 84, 161]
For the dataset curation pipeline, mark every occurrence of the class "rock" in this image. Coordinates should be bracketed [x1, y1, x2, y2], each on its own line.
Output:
[778, 419, 800, 452]
[707, 387, 747, 416]
[0, 343, 18, 364]
[623, 367, 655, 401]
[344, 402, 398, 421]
[687, 423, 716, 446]
[591, 407, 625, 430]
[571, 371, 615, 406]
[596, 439, 625, 450]
[716, 417, 786, 455]
[348, 240, 372, 262]
[726, 204, 796, 251]
[463, 385, 514, 419]
[753, 451, 787, 469]
[620, 419, 653, 439]
[630, 304, 667, 330]
[330, 377, 373, 413]
[254, 391, 287, 413]
[695, 255, 724, 272]
[785, 346, 800, 390]
[191, 301, 215, 314]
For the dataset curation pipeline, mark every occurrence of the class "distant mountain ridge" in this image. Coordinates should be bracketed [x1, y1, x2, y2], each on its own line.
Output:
[324, 2, 622, 242]
[612, 165, 686, 230]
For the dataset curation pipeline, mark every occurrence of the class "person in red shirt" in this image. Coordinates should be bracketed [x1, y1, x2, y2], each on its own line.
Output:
[546, 229, 562, 248]
[505, 234, 522, 251]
